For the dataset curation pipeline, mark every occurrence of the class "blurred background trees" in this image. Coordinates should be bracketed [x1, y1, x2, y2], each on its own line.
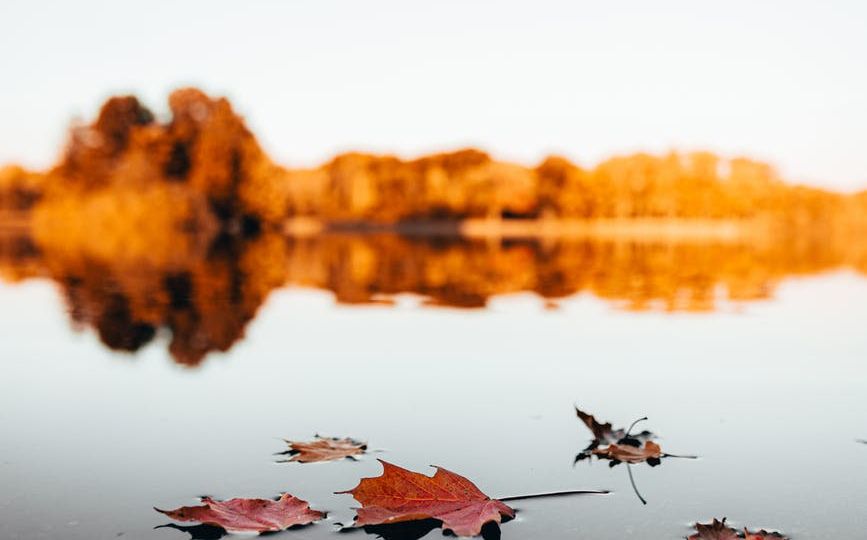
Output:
[1, 88, 865, 236]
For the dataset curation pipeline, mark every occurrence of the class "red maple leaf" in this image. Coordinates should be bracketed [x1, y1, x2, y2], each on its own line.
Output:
[337, 459, 515, 537]
[155, 493, 324, 533]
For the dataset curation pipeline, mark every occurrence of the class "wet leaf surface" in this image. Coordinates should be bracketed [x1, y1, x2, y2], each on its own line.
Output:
[593, 440, 664, 466]
[338, 459, 514, 537]
[155, 493, 325, 533]
[278, 435, 367, 463]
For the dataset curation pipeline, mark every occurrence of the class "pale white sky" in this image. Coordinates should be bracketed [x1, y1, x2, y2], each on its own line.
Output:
[1, 0, 865, 190]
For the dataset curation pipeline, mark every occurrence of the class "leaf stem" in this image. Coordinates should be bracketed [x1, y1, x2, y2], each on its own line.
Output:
[498, 489, 609, 502]
[624, 416, 648, 438]
[660, 453, 698, 459]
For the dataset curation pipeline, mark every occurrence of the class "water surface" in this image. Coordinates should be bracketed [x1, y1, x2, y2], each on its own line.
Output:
[1, 238, 866, 539]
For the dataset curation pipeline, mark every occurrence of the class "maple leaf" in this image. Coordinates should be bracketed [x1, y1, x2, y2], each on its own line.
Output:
[688, 518, 741, 540]
[154, 493, 324, 533]
[278, 435, 367, 463]
[593, 440, 664, 466]
[337, 459, 515, 537]
[688, 518, 788, 540]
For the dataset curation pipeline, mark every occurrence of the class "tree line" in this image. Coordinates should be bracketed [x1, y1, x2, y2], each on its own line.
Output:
[1, 88, 865, 234]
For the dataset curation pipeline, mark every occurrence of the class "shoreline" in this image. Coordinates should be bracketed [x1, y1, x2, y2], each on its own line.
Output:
[0, 214, 769, 242]
[283, 217, 755, 242]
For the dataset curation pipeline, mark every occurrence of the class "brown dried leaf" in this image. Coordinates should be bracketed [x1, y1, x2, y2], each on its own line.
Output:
[280, 435, 366, 463]
[593, 441, 663, 465]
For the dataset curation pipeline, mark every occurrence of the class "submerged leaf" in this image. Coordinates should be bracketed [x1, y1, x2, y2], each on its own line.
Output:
[279, 435, 367, 463]
[338, 459, 514, 537]
[155, 493, 324, 533]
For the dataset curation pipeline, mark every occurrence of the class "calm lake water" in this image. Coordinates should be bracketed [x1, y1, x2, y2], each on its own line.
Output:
[1, 235, 866, 539]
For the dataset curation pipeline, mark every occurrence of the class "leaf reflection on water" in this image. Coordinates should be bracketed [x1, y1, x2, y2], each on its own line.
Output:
[155, 523, 227, 540]
[339, 520, 503, 540]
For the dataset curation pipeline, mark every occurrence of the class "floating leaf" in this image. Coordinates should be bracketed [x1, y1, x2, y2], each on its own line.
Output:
[155, 493, 324, 533]
[279, 435, 366, 463]
[338, 459, 514, 537]
[689, 518, 788, 540]
[574, 407, 654, 462]
[689, 518, 741, 540]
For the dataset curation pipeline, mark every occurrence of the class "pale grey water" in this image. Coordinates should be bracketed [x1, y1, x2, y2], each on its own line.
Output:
[1, 272, 866, 539]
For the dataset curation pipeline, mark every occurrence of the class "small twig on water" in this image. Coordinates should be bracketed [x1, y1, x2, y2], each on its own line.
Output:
[625, 464, 647, 505]
[624, 416, 648, 439]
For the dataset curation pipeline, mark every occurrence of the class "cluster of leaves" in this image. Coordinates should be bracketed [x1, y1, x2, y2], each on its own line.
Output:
[689, 518, 788, 540]
[153, 415, 786, 539]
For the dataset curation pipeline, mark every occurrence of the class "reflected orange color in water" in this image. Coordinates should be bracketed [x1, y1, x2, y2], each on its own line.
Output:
[1, 87, 867, 365]
[2, 229, 866, 366]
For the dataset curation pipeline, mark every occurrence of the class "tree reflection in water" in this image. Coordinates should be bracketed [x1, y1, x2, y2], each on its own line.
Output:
[1, 229, 866, 366]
